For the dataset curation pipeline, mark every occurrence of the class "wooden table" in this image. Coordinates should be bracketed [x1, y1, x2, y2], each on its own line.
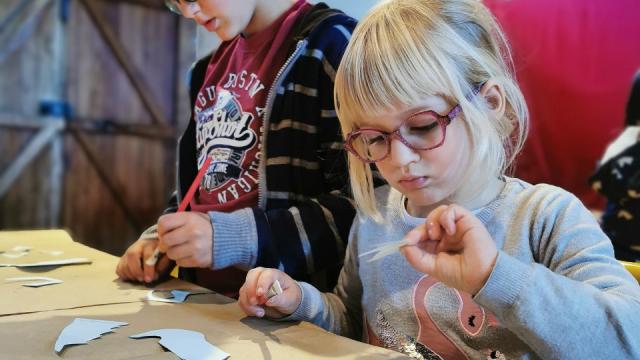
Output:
[0, 230, 404, 359]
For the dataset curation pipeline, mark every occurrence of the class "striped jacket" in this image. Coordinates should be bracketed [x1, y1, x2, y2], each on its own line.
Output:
[167, 4, 358, 291]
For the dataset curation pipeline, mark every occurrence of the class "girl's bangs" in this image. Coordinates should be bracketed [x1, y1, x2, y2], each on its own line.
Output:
[336, 6, 450, 127]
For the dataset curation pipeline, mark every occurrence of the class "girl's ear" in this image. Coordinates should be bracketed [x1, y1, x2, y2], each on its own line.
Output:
[479, 80, 506, 120]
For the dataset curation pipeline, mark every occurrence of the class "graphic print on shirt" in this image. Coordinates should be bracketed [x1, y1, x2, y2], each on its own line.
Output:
[368, 274, 512, 359]
[412, 275, 505, 359]
[196, 87, 257, 187]
[193, 70, 265, 207]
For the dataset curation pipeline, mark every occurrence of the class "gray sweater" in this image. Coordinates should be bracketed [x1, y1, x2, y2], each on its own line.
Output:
[287, 178, 640, 359]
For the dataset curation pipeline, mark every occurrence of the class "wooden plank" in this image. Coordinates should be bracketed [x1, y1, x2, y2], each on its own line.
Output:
[78, 0, 170, 126]
[1, 0, 180, 257]
[68, 128, 143, 233]
[0, 114, 176, 139]
[0, 122, 62, 198]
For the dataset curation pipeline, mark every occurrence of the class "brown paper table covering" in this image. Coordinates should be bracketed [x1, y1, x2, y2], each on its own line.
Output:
[0, 230, 406, 359]
[0, 230, 205, 316]
[0, 298, 404, 359]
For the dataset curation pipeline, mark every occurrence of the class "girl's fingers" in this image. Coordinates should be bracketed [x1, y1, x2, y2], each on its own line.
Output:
[403, 222, 428, 245]
[427, 220, 442, 241]
[254, 269, 281, 304]
[439, 206, 456, 235]
[239, 268, 297, 318]
[426, 205, 450, 240]
[402, 244, 437, 274]
[238, 285, 266, 317]
[243, 267, 265, 305]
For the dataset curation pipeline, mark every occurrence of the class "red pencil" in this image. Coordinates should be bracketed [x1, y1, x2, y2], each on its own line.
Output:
[144, 156, 213, 266]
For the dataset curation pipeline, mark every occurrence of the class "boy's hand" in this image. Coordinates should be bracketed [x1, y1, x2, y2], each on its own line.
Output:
[401, 204, 498, 295]
[116, 237, 172, 284]
[156, 212, 213, 268]
[238, 267, 302, 319]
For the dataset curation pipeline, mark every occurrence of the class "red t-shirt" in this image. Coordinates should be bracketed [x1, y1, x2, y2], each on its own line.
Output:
[189, 0, 310, 296]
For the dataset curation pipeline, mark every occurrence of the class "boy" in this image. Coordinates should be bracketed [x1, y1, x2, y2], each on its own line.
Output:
[116, 0, 358, 296]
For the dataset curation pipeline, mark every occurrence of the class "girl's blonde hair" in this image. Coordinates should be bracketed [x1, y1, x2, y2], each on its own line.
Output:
[335, 0, 529, 218]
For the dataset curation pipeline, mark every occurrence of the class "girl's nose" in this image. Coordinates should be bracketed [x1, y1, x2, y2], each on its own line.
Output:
[388, 137, 419, 166]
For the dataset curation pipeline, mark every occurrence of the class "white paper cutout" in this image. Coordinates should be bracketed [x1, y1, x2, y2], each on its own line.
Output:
[0, 245, 32, 258]
[7, 245, 32, 252]
[130, 329, 229, 360]
[1, 252, 29, 259]
[0, 257, 91, 268]
[359, 239, 408, 262]
[145, 290, 192, 303]
[5, 276, 63, 287]
[39, 250, 64, 256]
[266, 279, 283, 299]
[54, 318, 128, 353]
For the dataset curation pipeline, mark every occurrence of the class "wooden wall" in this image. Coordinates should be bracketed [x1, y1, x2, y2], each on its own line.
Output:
[0, 0, 201, 256]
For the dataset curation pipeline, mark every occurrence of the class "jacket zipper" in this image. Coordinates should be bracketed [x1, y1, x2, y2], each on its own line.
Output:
[258, 39, 308, 210]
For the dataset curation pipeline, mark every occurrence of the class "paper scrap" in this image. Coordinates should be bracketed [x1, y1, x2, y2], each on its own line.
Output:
[146, 290, 192, 303]
[130, 329, 229, 360]
[1, 252, 29, 259]
[39, 250, 64, 256]
[0, 257, 91, 268]
[266, 280, 283, 299]
[0, 245, 32, 258]
[7, 245, 32, 252]
[5, 276, 63, 287]
[359, 239, 408, 262]
[54, 318, 128, 353]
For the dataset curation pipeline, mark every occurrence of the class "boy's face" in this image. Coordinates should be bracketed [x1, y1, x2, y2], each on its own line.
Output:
[362, 96, 472, 217]
[176, 0, 259, 41]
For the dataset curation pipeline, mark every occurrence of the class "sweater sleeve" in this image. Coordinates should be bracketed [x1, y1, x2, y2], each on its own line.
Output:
[474, 189, 640, 358]
[207, 189, 356, 291]
[284, 220, 364, 340]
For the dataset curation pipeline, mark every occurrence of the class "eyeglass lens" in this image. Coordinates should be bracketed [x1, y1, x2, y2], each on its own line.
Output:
[352, 112, 445, 161]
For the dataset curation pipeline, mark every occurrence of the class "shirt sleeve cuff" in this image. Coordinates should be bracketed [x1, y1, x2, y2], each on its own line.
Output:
[277, 281, 323, 323]
[209, 208, 258, 270]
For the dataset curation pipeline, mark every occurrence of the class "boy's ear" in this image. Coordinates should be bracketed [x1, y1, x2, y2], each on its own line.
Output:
[479, 80, 506, 120]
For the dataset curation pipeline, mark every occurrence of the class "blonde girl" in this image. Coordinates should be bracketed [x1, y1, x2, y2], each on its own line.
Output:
[238, 0, 640, 358]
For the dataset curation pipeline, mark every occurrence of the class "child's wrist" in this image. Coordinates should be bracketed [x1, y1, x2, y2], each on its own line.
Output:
[471, 250, 498, 295]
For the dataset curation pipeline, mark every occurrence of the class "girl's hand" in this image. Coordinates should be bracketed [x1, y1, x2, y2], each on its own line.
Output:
[238, 267, 302, 319]
[401, 204, 498, 295]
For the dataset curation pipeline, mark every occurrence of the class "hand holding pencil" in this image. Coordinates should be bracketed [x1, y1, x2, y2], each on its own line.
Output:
[115, 156, 213, 283]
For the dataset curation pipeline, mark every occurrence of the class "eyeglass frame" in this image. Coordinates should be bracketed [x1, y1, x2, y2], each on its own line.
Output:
[344, 104, 462, 164]
[164, 0, 198, 15]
